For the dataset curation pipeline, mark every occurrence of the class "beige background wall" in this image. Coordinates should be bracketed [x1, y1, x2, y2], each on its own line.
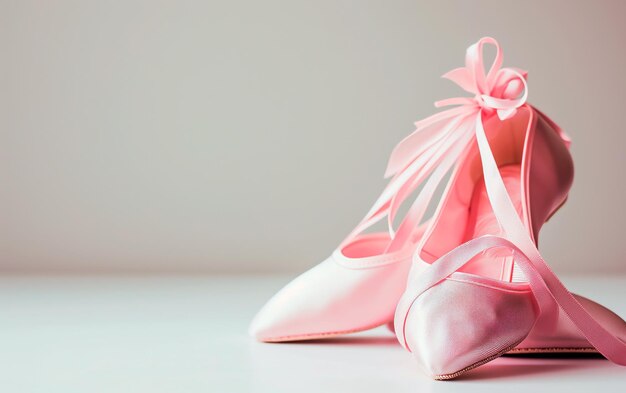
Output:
[1, 1, 625, 274]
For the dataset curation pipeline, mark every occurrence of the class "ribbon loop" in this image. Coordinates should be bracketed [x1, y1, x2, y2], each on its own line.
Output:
[440, 37, 528, 120]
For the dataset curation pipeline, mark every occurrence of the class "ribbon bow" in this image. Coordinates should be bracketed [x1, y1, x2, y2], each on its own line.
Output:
[435, 36, 528, 122]
[385, 37, 528, 181]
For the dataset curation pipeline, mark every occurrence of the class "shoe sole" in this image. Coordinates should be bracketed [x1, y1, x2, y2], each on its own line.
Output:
[507, 347, 597, 354]
[433, 343, 599, 380]
[433, 337, 526, 380]
[258, 320, 388, 343]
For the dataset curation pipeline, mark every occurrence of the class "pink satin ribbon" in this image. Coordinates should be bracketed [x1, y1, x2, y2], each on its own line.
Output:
[346, 37, 626, 365]
[343, 37, 540, 248]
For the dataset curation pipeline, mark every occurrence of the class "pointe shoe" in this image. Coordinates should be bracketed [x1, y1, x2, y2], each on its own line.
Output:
[249, 180, 436, 342]
[250, 78, 447, 342]
[392, 37, 626, 379]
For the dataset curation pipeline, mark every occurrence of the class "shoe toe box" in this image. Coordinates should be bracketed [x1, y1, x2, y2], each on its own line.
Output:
[250, 255, 408, 342]
[400, 276, 537, 378]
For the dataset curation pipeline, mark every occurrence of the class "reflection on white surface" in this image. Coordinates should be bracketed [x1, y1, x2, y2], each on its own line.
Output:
[1, 275, 624, 392]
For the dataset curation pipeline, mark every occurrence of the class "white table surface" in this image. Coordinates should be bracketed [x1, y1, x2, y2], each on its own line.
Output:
[1, 274, 625, 392]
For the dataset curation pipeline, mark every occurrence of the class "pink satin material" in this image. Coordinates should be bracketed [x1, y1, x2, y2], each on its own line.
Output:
[405, 271, 537, 377]
[251, 36, 626, 360]
[392, 37, 626, 374]
[249, 232, 417, 341]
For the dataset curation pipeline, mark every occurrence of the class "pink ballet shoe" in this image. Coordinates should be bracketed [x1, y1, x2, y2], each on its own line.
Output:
[391, 37, 626, 379]
[249, 92, 439, 342]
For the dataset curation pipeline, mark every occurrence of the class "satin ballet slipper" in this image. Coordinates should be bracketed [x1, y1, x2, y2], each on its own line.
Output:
[249, 92, 440, 342]
[391, 37, 626, 379]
